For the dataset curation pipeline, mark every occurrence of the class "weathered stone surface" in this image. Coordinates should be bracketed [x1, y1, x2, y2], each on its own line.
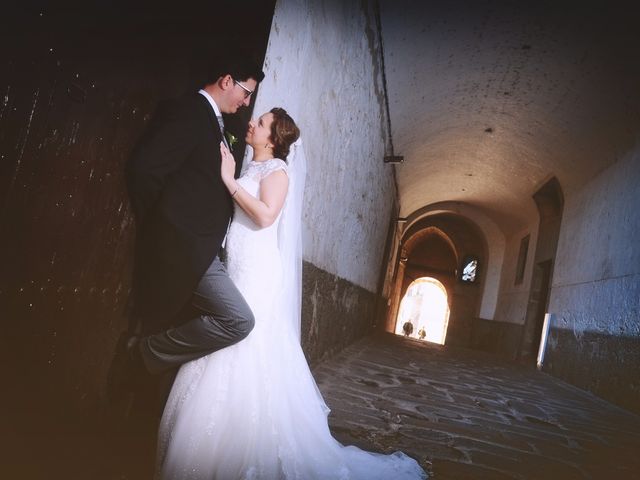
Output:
[301, 261, 377, 366]
[544, 327, 640, 415]
[11, 332, 640, 479]
[314, 333, 640, 479]
[470, 317, 524, 359]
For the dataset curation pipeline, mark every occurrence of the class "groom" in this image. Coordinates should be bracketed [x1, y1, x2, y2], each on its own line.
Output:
[113, 56, 265, 395]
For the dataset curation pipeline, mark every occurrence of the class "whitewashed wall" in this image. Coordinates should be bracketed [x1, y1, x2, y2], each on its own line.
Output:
[548, 142, 640, 336]
[543, 140, 640, 412]
[251, 0, 395, 292]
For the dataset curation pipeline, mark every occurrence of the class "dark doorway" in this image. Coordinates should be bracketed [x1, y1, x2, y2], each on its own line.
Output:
[521, 260, 553, 362]
[519, 177, 564, 363]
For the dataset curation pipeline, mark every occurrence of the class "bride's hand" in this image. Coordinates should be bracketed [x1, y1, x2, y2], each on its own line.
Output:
[220, 142, 236, 184]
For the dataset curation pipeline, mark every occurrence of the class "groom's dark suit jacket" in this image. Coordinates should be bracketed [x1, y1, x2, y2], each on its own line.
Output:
[126, 93, 231, 331]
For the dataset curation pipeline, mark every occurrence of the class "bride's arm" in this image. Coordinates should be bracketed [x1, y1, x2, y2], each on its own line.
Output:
[220, 143, 288, 228]
[229, 171, 288, 228]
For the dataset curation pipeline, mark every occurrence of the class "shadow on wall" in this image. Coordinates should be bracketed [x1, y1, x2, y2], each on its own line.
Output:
[0, 0, 275, 445]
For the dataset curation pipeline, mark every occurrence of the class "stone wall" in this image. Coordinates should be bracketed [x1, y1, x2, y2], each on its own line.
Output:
[253, 0, 397, 359]
[0, 1, 275, 423]
[545, 142, 640, 414]
[469, 317, 523, 359]
[301, 262, 378, 365]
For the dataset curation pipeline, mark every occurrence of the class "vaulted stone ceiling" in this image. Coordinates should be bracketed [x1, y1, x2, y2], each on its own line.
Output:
[380, 0, 640, 234]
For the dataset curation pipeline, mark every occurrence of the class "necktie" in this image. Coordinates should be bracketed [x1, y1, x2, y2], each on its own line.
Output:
[217, 115, 230, 149]
[217, 114, 232, 248]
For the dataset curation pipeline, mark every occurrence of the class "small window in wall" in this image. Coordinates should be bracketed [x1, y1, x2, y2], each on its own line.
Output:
[515, 234, 530, 285]
[460, 255, 479, 283]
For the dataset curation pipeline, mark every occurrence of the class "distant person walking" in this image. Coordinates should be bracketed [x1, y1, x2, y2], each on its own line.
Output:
[403, 321, 414, 337]
[418, 326, 426, 340]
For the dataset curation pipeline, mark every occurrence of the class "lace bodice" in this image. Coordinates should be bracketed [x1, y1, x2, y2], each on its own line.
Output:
[225, 158, 288, 286]
[241, 157, 288, 183]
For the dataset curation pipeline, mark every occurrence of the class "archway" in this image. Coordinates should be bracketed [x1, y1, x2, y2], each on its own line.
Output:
[385, 213, 488, 348]
[394, 277, 450, 344]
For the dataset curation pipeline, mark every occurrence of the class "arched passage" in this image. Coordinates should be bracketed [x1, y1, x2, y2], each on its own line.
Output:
[395, 277, 450, 344]
[402, 202, 506, 320]
[386, 213, 489, 348]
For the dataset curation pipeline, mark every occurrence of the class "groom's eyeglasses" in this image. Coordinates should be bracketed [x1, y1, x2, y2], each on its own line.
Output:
[233, 80, 254, 99]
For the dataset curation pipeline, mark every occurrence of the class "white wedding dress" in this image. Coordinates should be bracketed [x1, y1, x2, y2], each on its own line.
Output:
[155, 157, 427, 480]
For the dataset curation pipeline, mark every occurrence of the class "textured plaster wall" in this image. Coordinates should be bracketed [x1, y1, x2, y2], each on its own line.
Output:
[544, 143, 640, 412]
[548, 144, 640, 336]
[494, 223, 540, 325]
[250, 0, 396, 358]
[252, 0, 395, 293]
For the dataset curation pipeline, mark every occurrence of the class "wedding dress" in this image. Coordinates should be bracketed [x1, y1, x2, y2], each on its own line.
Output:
[155, 146, 427, 479]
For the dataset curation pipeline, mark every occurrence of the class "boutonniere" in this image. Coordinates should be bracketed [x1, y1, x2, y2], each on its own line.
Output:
[225, 131, 238, 151]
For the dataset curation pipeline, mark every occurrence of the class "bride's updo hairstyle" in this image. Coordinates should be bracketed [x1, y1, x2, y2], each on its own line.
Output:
[269, 108, 300, 161]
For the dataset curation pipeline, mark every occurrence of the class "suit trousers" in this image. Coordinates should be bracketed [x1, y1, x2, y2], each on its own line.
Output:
[139, 255, 255, 374]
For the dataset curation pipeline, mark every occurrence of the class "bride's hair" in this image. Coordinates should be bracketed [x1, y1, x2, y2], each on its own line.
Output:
[269, 108, 300, 161]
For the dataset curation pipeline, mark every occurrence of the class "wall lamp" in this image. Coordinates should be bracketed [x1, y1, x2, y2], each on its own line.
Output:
[384, 155, 404, 164]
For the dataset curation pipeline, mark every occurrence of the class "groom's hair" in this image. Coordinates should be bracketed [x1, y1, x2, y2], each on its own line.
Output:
[205, 52, 265, 85]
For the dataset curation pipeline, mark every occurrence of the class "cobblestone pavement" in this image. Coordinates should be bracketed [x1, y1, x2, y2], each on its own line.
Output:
[313, 333, 640, 480]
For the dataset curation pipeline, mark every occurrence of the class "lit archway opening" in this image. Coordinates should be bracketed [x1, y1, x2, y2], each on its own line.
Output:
[394, 277, 450, 345]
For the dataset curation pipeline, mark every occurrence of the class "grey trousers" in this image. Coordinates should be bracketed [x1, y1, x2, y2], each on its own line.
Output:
[139, 255, 255, 374]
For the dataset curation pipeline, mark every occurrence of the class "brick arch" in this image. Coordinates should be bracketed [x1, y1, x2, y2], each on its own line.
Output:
[398, 227, 458, 304]
[403, 226, 459, 266]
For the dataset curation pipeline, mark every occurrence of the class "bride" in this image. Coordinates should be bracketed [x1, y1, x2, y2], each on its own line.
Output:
[155, 108, 427, 480]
